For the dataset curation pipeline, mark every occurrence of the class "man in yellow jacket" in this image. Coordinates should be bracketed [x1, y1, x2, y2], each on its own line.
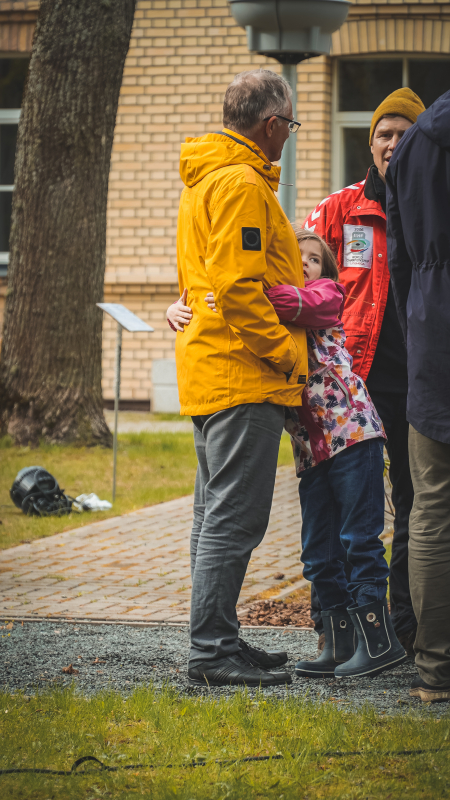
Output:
[175, 70, 307, 687]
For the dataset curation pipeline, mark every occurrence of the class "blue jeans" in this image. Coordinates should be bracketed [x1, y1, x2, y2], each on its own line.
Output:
[299, 438, 388, 611]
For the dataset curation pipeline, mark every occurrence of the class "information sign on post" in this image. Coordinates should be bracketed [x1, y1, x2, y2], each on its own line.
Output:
[97, 304, 154, 503]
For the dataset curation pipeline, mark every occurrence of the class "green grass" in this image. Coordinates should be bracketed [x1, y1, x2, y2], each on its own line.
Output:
[0, 433, 198, 550]
[0, 686, 449, 799]
[104, 411, 187, 424]
[0, 432, 295, 550]
[277, 432, 295, 467]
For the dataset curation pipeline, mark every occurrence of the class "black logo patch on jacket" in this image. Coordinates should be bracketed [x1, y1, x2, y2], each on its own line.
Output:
[242, 227, 261, 251]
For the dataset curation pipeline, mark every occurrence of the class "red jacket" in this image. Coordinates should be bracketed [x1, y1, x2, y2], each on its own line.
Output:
[303, 171, 388, 381]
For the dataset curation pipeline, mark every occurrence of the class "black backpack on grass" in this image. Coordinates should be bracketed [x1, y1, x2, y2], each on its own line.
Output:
[10, 467, 73, 517]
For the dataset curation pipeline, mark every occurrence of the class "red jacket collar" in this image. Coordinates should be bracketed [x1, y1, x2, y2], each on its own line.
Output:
[351, 167, 385, 219]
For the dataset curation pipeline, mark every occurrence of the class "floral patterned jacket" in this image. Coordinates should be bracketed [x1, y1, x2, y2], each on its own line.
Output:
[266, 280, 386, 475]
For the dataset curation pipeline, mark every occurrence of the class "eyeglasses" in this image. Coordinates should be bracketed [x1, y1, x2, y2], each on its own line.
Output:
[263, 114, 301, 134]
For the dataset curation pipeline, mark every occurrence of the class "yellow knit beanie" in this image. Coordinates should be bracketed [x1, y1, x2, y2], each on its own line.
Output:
[369, 87, 425, 144]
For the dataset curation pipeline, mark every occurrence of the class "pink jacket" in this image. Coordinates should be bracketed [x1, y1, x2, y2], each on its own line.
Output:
[266, 279, 385, 474]
[266, 278, 345, 329]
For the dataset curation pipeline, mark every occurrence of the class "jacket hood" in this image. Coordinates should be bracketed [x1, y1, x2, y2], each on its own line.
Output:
[179, 129, 281, 191]
[416, 90, 450, 150]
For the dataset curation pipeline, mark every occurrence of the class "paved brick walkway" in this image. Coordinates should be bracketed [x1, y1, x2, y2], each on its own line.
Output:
[0, 467, 305, 623]
[0, 466, 394, 625]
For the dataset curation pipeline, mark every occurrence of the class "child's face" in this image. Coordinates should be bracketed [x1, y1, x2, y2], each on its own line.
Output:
[299, 240, 323, 281]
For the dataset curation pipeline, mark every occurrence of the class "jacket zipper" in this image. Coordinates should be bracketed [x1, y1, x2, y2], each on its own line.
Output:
[328, 368, 354, 410]
[307, 365, 355, 412]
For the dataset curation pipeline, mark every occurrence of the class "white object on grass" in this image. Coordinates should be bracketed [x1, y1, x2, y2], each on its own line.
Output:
[74, 493, 112, 512]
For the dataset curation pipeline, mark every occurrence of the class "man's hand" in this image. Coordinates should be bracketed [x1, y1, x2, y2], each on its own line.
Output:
[204, 292, 217, 312]
[167, 288, 193, 332]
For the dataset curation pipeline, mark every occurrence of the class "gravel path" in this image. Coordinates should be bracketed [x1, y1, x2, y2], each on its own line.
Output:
[0, 621, 435, 714]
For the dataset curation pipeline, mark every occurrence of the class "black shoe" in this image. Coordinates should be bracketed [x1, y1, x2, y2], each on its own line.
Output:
[295, 609, 355, 678]
[238, 637, 288, 669]
[188, 651, 292, 687]
[410, 675, 450, 702]
[397, 628, 417, 657]
[335, 600, 407, 679]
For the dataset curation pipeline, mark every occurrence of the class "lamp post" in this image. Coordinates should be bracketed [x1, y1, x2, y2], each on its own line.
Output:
[279, 61, 298, 221]
[228, 0, 350, 219]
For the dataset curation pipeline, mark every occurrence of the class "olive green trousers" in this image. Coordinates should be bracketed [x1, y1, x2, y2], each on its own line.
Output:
[409, 426, 450, 686]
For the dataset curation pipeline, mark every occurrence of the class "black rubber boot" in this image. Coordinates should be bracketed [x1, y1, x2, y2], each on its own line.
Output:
[238, 637, 288, 668]
[188, 650, 292, 687]
[294, 608, 355, 678]
[335, 599, 407, 679]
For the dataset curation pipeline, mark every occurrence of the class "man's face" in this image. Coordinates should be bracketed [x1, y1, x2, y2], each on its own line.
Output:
[266, 100, 293, 162]
[370, 115, 413, 180]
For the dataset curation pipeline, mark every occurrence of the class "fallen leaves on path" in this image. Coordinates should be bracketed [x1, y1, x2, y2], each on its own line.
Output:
[62, 664, 79, 675]
[92, 658, 106, 665]
[238, 598, 314, 628]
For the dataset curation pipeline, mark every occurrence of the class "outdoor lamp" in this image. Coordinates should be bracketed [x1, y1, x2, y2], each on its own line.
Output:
[228, 0, 350, 219]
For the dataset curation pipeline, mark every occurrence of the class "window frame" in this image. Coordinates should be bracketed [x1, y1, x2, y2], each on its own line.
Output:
[331, 54, 450, 192]
[0, 107, 20, 276]
[0, 54, 30, 276]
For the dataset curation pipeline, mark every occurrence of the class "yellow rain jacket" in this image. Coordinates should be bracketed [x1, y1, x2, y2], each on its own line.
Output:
[176, 129, 308, 416]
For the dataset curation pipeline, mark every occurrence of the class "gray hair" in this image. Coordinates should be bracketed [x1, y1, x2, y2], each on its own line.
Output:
[223, 69, 292, 134]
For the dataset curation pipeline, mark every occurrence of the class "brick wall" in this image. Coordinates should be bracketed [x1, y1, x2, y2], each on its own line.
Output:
[0, 0, 442, 406]
[102, 283, 180, 403]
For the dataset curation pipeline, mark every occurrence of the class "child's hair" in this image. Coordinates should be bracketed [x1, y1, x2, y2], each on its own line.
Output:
[291, 222, 339, 282]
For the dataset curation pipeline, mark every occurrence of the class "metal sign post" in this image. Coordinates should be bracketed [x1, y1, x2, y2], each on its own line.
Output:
[113, 323, 122, 502]
[97, 303, 154, 503]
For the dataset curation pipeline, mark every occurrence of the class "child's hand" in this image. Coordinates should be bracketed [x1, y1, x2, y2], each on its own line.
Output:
[167, 288, 193, 332]
[205, 292, 217, 312]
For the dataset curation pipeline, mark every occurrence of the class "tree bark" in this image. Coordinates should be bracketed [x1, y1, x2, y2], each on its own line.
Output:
[0, 0, 136, 447]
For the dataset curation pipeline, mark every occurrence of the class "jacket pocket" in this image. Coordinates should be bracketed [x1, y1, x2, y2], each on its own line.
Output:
[284, 328, 308, 387]
[344, 331, 368, 359]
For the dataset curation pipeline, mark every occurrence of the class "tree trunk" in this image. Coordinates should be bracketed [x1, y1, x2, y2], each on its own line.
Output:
[0, 0, 136, 447]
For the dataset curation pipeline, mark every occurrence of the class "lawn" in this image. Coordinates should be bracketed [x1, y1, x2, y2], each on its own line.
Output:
[0, 430, 294, 550]
[0, 686, 449, 799]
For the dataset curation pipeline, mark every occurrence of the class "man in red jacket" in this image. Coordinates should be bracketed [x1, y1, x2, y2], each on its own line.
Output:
[304, 88, 425, 655]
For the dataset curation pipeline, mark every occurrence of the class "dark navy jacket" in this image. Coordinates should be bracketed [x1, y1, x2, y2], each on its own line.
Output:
[386, 90, 450, 444]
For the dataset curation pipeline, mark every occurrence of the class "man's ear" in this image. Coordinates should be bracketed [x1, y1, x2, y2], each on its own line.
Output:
[264, 116, 277, 139]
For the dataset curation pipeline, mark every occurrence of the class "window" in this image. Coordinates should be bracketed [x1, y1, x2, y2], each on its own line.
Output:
[0, 58, 29, 276]
[339, 59, 403, 112]
[409, 59, 450, 108]
[332, 57, 450, 191]
[343, 128, 372, 187]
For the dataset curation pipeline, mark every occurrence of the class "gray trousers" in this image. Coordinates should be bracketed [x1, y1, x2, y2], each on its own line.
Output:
[409, 426, 450, 686]
[189, 402, 284, 666]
